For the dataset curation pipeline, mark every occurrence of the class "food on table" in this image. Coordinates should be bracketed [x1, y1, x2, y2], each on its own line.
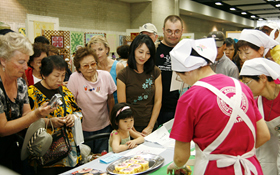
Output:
[131, 155, 144, 161]
[136, 160, 149, 170]
[129, 163, 142, 173]
[113, 156, 150, 174]
[115, 162, 129, 171]
[124, 159, 136, 166]
[119, 167, 134, 174]
[72, 168, 92, 174]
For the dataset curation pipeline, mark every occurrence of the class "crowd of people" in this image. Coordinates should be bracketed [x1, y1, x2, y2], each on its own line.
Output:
[0, 14, 280, 175]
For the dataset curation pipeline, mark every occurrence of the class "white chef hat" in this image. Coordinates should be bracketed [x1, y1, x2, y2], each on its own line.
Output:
[170, 38, 217, 72]
[263, 22, 279, 30]
[239, 29, 279, 49]
[240, 58, 280, 81]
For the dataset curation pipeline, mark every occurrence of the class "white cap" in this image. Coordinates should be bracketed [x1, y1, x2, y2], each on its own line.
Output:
[139, 23, 157, 34]
[240, 58, 280, 80]
[239, 29, 279, 49]
[263, 22, 279, 30]
[170, 38, 217, 72]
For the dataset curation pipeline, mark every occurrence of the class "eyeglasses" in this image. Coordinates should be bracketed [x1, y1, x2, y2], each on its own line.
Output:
[176, 74, 183, 82]
[82, 62, 96, 69]
[244, 79, 253, 86]
[165, 29, 181, 36]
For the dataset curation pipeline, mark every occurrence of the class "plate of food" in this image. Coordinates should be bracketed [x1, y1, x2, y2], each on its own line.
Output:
[106, 153, 164, 174]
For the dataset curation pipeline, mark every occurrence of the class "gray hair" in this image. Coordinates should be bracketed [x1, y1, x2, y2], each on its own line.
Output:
[0, 32, 33, 60]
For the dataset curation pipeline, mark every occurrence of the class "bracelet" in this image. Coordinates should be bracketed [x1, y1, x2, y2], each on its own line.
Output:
[174, 162, 186, 169]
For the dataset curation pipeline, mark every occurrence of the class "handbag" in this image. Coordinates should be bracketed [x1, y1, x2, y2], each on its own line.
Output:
[34, 86, 72, 166]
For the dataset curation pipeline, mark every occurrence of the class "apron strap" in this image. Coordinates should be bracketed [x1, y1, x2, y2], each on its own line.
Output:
[257, 97, 264, 118]
[193, 78, 257, 175]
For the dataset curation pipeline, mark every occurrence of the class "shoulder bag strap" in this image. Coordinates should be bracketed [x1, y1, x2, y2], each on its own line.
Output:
[58, 86, 67, 132]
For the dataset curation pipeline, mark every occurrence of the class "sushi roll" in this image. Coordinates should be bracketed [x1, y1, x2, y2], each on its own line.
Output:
[129, 163, 142, 173]
[115, 162, 128, 172]
[137, 160, 149, 170]
[131, 155, 144, 161]
[124, 159, 136, 166]
[119, 167, 134, 174]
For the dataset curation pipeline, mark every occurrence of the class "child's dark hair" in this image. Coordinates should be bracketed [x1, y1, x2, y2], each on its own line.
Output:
[110, 103, 133, 130]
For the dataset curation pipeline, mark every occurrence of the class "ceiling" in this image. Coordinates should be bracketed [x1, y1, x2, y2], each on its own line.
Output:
[192, 0, 280, 21]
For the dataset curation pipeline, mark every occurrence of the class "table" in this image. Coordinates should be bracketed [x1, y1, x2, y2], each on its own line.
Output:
[60, 141, 195, 175]
[60, 141, 176, 175]
[61, 119, 195, 175]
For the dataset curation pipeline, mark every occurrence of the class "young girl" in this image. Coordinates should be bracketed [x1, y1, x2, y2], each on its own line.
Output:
[109, 103, 144, 153]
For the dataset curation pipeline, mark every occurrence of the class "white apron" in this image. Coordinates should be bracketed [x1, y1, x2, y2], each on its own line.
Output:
[193, 78, 258, 175]
[256, 97, 280, 175]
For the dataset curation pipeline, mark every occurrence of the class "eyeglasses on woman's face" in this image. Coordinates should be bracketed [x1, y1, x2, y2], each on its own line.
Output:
[82, 62, 96, 69]
[244, 79, 253, 86]
[176, 74, 183, 82]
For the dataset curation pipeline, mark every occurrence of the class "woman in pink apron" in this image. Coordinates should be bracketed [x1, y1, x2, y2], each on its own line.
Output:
[240, 58, 280, 175]
[167, 38, 270, 175]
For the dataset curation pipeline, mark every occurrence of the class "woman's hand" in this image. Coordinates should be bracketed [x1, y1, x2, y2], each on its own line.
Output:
[50, 117, 66, 128]
[167, 162, 191, 175]
[141, 126, 153, 136]
[64, 114, 75, 127]
[126, 140, 138, 149]
[35, 102, 57, 119]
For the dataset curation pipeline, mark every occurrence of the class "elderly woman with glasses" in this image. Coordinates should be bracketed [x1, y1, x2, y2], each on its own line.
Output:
[240, 58, 280, 175]
[0, 32, 55, 174]
[68, 47, 116, 154]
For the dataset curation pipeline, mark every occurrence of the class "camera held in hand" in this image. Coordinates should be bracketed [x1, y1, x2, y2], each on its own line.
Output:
[48, 94, 63, 108]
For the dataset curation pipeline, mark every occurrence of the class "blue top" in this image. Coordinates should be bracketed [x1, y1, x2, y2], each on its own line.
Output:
[110, 60, 118, 104]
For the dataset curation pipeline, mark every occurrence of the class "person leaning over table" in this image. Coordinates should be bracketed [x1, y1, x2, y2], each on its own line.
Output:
[167, 38, 270, 175]
[67, 47, 116, 154]
[0, 32, 56, 174]
[117, 34, 162, 136]
[240, 58, 280, 175]
[27, 55, 82, 174]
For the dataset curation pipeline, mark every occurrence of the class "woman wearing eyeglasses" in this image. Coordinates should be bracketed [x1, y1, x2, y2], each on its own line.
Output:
[68, 47, 116, 154]
[240, 58, 280, 175]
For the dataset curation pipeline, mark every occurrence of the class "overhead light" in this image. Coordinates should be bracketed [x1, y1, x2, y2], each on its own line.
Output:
[251, 15, 256, 18]
[215, 2, 222, 5]
[241, 12, 247, 15]
[276, 4, 280, 7]
[230, 8, 236, 11]
[258, 18, 263, 21]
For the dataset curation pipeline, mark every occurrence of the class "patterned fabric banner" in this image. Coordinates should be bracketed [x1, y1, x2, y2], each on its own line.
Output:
[70, 31, 84, 54]
[18, 28, 26, 36]
[34, 21, 54, 37]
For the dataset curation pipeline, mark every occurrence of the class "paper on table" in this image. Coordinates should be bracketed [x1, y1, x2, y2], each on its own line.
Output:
[99, 153, 123, 164]
[145, 125, 175, 147]
[163, 118, 174, 131]
[124, 144, 166, 157]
